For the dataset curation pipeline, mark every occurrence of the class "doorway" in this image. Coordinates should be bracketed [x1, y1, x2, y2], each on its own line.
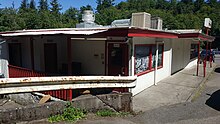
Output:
[8, 43, 22, 66]
[107, 43, 129, 76]
[44, 43, 57, 73]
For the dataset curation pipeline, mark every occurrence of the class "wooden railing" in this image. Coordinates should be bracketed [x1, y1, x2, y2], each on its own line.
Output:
[8, 65, 73, 101]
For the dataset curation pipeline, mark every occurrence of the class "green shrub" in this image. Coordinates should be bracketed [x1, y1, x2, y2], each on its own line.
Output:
[96, 109, 130, 117]
[48, 102, 87, 123]
[96, 109, 117, 117]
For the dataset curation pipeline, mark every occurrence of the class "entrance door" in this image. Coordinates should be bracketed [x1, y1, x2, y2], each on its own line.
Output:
[8, 43, 22, 66]
[44, 43, 57, 73]
[107, 43, 128, 76]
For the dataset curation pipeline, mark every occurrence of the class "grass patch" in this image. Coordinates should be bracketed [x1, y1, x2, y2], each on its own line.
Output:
[48, 102, 87, 123]
[96, 109, 130, 117]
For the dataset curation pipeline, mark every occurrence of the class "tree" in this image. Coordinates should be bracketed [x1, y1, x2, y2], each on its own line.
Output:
[96, 6, 121, 25]
[29, 0, 36, 10]
[38, 0, 49, 11]
[170, 0, 177, 14]
[194, 0, 204, 12]
[0, 7, 25, 31]
[96, 0, 115, 13]
[50, 0, 62, 15]
[19, 0, 28, 11]
[62, 7, 79, 27]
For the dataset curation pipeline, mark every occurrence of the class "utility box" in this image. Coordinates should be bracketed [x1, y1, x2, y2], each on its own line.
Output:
[131, 12, 151, 28]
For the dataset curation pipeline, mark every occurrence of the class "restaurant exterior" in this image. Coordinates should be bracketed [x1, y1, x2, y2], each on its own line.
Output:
[0, 11, 214, 99]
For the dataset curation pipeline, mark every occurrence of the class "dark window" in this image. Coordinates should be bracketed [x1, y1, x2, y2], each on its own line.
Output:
[135, 44, 164, 76]
[158, 45, 163, 67]
[135, 45, 150, 74]
[190, 44, 198, 59]
[111, 48, 123, 66]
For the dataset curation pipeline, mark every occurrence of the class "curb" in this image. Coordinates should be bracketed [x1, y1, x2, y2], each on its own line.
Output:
[187, 64, 217, 102]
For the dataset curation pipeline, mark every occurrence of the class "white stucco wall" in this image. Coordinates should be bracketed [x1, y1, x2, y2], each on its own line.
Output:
[5, 37, 32, 69]
[33, 36, 67, 72]
[130, 38, 198, 95]
[6, 36, 105, 75]
[131, 37, 172, 95]
[71, 40, 105, 75]
[171, 39, 198, 74]
[20, 37, 32, 69]
[0, 40, 9, 77]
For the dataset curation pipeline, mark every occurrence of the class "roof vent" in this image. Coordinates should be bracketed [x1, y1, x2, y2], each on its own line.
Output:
[131, 12, 151, 28]
[111, 19, 131, 27]
[82, 10, 95, 23]
[151, 17, 163, 30]
[76, 10, 102, 28]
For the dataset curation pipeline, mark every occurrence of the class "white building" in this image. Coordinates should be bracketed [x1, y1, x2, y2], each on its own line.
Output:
[0, 12, 214, 99]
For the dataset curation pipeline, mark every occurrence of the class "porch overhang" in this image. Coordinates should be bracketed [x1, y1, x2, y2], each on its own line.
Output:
[0, 28, 108, 37]
[178, 33, 215, 42]
[127, 28, 178, 38]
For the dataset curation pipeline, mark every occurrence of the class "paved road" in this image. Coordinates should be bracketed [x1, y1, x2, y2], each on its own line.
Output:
[127, 69, 220, 124]
[75, 56, 220, 124]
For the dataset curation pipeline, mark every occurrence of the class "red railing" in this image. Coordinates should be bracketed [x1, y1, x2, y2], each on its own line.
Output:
[8, 65, 73, 101]
[8, 65, 46, 78]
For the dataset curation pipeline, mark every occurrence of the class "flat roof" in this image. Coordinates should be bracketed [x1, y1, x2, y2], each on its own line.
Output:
[0, 27, 215, 42]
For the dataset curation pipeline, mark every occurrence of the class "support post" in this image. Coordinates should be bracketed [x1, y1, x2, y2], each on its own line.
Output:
[196, 41, 200, 76]
[210, 42, 212, 68]
[203, 42, 208, 77]
[154, 42, 159, 85]
[67, 37, 72, 75]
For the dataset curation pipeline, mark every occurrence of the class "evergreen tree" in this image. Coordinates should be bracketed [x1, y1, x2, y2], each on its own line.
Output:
[194, 0, 204, 12]
[50, 0, 62, 15]
[96, 0, 115, 13]
[39, 0, 49, 11]
[29, 0, 36, 10]
[19, 0, 28, 11]
[62, 7, 79, 27]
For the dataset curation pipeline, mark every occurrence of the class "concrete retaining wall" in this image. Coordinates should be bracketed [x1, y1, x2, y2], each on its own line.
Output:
[0, 93, 132, 123]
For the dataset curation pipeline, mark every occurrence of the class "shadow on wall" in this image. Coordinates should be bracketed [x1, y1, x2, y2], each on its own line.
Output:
[205, 89, 220, 111]
[214, 67, 220, 73]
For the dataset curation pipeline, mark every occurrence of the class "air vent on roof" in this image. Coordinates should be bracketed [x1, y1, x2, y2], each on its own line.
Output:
[76, 10, 102, 28]
[131, 12, 151, 28]
[82, 10, 95, 23]
[151, 17, 163, 30]
[111, 19, 131, 27]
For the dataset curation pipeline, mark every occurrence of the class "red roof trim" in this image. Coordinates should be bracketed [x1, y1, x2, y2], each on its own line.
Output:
[178, 33, 215, 42]
[128, 33, 178, 38]
[128, 29, 178, 38]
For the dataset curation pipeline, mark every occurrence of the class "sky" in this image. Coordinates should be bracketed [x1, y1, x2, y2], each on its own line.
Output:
[0, 0, 126, 12]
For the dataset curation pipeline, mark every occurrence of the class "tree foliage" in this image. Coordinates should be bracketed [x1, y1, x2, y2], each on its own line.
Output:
[0, 0, 219, 36]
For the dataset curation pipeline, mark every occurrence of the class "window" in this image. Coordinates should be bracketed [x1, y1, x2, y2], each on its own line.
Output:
[190, 44, 199, 59]
[135, 45, 150, 74]
[135, 44, 164, 75]
[151, 44, 163, 69]
[158, 45, 163, 67]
